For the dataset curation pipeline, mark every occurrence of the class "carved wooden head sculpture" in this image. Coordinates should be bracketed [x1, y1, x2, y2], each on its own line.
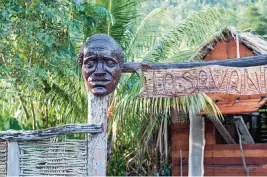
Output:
[78, 34, 124, 96]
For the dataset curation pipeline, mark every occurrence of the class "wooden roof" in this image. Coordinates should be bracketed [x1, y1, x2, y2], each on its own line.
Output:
[197, 27, 267, 60]
[200, 93, 267, 115]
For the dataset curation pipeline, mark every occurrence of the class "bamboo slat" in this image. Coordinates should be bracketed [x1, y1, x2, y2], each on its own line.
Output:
[0, 124, 101, 141]
[19, 138, 87, 176]
[0, 143, 7, 176]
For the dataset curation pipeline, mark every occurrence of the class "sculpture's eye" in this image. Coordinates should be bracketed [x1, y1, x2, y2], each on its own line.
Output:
[85, 61, 95, 68]
[106, 59, 116, 67]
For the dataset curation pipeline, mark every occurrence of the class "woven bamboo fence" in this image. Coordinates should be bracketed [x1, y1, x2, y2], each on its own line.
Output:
[0, 124, 102, 176]
[19, 138, 88, 176]
[0, 142, 7, 176]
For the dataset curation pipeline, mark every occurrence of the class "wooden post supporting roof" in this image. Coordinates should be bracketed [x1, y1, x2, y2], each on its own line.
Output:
[188, 111, 205, 176]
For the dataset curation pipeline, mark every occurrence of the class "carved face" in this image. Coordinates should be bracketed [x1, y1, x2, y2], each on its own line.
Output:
[229, 71, 239, 91]
[231, 72, 239, 84]
[199, 71, 207, 84]
[164, 73, 175, 95]
[78, 34, 124, 96]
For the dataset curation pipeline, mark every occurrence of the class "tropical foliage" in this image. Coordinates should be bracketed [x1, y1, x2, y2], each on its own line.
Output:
[0, 0, 266, 175]
[0, 0, 113, 130]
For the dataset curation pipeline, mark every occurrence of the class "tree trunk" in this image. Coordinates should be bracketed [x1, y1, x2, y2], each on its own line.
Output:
[45, 104, 49, 128]
[30, 101, 37, 130]
[19, 95, 30, 120]
[87, 94, 108, 176]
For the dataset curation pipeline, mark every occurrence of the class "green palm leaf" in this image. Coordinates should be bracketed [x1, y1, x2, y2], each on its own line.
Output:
[108, 8, 236, 174]
[150, 8, 237, 62]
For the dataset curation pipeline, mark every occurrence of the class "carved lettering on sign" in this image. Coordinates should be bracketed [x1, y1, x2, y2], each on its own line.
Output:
[140, 65, 267, 97]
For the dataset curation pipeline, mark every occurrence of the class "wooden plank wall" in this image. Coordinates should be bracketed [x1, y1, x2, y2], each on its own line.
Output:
[172, 122, 267, 176]
[172, 124, 189, 176]
[204, 40, 255, 61]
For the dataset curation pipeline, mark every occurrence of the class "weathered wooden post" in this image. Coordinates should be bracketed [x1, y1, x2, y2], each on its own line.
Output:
[7, 141, 20, 176]
[78, 34, 124, 176]
[87, 95, 108, 175]
[188, 111, 205, 176]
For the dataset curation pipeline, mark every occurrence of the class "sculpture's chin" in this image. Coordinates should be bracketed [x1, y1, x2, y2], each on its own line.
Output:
[91, 87, 109, 96]
[86, 76, 120, 96]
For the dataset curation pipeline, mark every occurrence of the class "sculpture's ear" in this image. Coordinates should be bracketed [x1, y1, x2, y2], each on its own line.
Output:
[78, 52, 84, 68]
[77, 46, 84, 68]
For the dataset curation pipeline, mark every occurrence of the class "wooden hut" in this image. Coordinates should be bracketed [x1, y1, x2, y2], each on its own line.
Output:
[171, 27, 267, 176]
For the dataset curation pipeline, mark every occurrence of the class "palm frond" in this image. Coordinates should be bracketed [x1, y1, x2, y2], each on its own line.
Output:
[150, 8, 237, 62]
[96, 0, 140, 48]
[125, 8, 174, 62]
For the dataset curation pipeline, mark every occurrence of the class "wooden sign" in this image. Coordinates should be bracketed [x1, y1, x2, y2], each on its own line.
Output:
[140, 65, 267, 97]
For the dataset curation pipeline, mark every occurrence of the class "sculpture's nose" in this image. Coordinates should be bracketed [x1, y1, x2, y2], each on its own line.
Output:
[94, 61, 105, 77]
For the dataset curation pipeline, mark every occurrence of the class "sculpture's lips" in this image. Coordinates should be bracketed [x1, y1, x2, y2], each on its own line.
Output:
[88, 78, 111, 82]
[89, 80, 111, 87]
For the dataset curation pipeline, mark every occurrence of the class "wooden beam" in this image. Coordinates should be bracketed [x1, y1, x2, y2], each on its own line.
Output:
[207, 93, 267, 101]
[0, 124, 102, 141]
[122, 54, 267, 72]
[211, 118, 236, 144]
[199, 108, 259, 115]
[234, 116, 255, 144]
[199, 98, 267, 115]
[188, 111, 205, 176]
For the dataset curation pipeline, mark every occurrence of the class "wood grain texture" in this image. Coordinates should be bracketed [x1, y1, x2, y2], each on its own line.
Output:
[211, 118, 236, 144]
[200, 108, 260, 115]
[207, 92, 267, 101]
[140, 63, 267, 97]
[173, 149, 267, 158]
[205, 144, 267, 150]
[234, 116, 255, 144]
[87, 94, 108, 176]
[173, 165, 267, 176]
[171, 123, 189, 175]
[188, 112, 205, 176]
[0, 124, 102, 141]
[172, 120, 267, 176]
[200, 97, 267, 115]
[204, 40, 255, 61]
[172, 155, 267, 165]
[7, 141, 19, 176]
[204, 157, 267, 165]
[122, 54, 267, 73]
[172, 121, 267, 175]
